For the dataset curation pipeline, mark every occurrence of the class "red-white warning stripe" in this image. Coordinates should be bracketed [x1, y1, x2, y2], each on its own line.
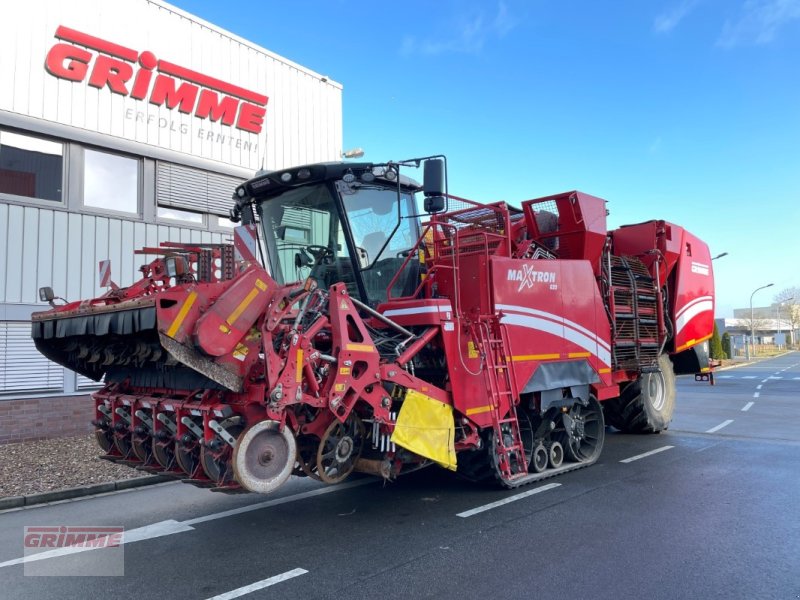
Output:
[674, 295, 713, 336]
[234, 224, 259, 263]
[98, 260, 111, 287]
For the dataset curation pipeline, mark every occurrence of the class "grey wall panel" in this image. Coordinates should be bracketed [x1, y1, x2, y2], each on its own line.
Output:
[66, 213, 82, 302]
[36, 210, 54, 297]
[52, 211, 68, 299]
[0, 204, 7, 301]
[80, 215, 95, 299]
[6, 205, 24, 303]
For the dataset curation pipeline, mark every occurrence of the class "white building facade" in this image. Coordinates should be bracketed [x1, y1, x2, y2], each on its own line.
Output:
[0, 0, 343, 398]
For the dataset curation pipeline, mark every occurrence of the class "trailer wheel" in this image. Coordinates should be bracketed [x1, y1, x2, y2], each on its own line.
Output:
[604, 354, 676, 433]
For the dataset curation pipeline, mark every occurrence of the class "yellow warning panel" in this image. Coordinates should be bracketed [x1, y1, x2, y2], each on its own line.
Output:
[467, 341, 479, 359]
[391, 390, 456, 471]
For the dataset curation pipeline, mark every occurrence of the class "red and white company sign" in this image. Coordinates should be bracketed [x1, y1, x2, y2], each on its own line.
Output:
[45, 26, 269, 134]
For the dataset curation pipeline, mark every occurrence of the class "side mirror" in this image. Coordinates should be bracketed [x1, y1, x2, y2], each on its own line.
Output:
[39, 286, 55, 303]
[423, 159, 446, 214]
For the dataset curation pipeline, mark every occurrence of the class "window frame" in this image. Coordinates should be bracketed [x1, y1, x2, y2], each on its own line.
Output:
[0, 128, 67, 208]
[80, 146, 143, 219]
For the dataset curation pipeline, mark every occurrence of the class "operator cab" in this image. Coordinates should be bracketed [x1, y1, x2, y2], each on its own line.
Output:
[232, 162, 425, 306]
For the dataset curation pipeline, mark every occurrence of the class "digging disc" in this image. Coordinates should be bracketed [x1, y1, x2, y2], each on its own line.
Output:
[233, 420, 297, 494]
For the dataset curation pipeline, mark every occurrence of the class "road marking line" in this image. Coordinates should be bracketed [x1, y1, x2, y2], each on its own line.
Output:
[794, 377, 800, 381]
[1, 480, 377, 569]
[769, 376, 783, 379]
[706, 420, 734, 433]
[756, 384, 762, 390]
[184, 478, 374, 525]
[619, 445, 674, 464]
[205, 569, 308, 600]
[456, 483, 561, 518]
[0, 519, 194, 568]
[761, 379, 769, 383]
[742, 402, 754, 412]
[753, 392, 760, 398]
[717, 375, 733, 379]
[742, 376, 757, 379]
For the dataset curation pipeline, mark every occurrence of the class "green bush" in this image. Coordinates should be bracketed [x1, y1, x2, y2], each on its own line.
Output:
[710, 322, 726, 359]
[721, 331, 731, 359]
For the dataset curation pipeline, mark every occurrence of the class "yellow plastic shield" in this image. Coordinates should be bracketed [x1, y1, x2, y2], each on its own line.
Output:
[390, 390, 457, 471]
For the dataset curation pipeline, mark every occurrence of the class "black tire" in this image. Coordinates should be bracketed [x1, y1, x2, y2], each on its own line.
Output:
[604, 354, 676, 433]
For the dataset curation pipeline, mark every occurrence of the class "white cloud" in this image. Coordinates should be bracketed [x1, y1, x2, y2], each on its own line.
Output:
[401, 2, 517, 56]
[717, 0, 800, 47]
[654, 0, 699, 33]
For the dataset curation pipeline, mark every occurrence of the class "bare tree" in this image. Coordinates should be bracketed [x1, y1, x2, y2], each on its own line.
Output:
[741, 317, 771, 342]
[773, 287, 800, 345]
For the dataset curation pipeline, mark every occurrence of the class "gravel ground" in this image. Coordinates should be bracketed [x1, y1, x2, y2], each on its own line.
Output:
[0, 434, 141, 498]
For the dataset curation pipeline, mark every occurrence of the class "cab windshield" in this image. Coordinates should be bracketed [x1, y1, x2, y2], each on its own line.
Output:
[256, 181, 420, 305]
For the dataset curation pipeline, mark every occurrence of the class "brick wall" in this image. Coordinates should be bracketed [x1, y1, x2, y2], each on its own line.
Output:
[0, 395, 93, 445]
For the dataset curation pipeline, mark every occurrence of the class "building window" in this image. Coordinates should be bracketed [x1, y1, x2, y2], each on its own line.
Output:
[84, 149, 139, 213]
[157, 206, 204, 224]
[0, 130, 64, 202]
[216, 215, 236, 229]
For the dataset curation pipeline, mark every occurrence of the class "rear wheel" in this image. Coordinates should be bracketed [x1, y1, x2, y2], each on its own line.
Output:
[604, 353, 676, 433]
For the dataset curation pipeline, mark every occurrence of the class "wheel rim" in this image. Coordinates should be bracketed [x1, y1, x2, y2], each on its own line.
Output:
[233, 420, 297, 493]
[548, 441, 564, 468]
[316, 415, 364, 484]
[647, 371, 667, 411]
[560, 397, 605, 462]
[531, 444, 548, 473]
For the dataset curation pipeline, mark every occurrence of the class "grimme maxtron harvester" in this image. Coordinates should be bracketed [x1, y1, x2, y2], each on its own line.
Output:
[31, 157, 715, 493]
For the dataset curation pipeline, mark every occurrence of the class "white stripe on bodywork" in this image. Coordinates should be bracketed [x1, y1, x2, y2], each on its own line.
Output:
[501, 313, 611, 366]
[382, 303, 453, 319]
[675, 299, 713, 335]
[675, 295, 713, 320]
[497, 303, 611, 352]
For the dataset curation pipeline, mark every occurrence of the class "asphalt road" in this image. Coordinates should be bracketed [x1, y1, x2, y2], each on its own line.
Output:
[1, 353, 798, 599]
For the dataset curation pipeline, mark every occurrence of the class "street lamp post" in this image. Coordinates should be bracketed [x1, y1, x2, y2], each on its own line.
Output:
[749, 283, 774, 359]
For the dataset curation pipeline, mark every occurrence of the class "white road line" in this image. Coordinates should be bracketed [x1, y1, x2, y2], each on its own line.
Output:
[717, 375, 733, 379]
[756, 384, 762, 390]
[205, 569, 308, 600]
[753, 392, 760, 398]
[761, 379, 769, 383]
[794, 377, 800, 381]
[742, 402, 754, 412]
[456, 483, 561, 518]
[1, 479, 376, 569]
[742, 376, 757, 379]
[184, 478, 374, 525]
[769, 376, 783, 380]
[706, 420, 734, 434]
[0, 520, 194, 568]
[619, 445, 674, 464]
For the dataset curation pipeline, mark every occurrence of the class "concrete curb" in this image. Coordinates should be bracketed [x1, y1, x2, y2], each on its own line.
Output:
[0, 475, 172, 511]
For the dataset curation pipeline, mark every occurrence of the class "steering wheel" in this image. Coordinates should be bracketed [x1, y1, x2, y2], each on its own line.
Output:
[306, 245, 334, 264]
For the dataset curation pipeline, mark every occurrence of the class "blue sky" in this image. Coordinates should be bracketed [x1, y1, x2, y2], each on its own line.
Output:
[173, 0, 800, 317]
